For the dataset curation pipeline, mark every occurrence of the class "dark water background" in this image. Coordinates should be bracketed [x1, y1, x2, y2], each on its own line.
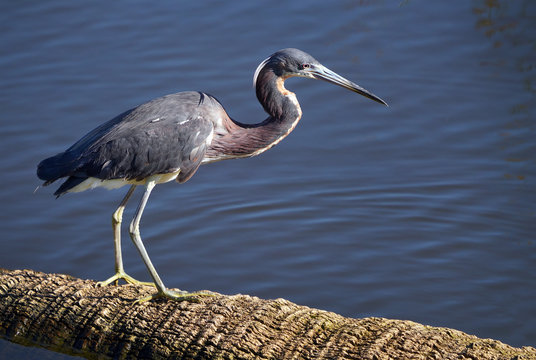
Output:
[1, 1, 534, 358]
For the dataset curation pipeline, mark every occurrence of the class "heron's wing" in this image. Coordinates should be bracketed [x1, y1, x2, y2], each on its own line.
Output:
[47, 92, 213, 179]
[38, 92, 222, 196]
[80, 98, 215, 182]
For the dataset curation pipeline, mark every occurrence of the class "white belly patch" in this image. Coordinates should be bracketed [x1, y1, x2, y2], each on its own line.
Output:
[68, 171, 181, 193]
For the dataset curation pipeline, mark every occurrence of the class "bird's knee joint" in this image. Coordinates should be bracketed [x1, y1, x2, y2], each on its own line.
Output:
[112, 207, 125, 225]
[129, 222, 139, 237]
[112, 214, 122, 225]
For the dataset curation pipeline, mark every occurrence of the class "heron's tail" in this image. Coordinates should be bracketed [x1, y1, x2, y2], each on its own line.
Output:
[37, 152, 75, 183]
[38, 153, 89, 197]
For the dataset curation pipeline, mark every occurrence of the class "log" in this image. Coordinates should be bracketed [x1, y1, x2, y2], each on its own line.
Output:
[0, 268, 534, 360]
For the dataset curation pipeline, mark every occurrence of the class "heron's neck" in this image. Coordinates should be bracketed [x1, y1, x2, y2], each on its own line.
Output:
[207, 69, 302, 160]
[256, 69, 301, 121]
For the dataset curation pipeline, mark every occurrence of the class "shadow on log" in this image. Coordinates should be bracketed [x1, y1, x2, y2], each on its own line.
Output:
[0, 268, 534, 359]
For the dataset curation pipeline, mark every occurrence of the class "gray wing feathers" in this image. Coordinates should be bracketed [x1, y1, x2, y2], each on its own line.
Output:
[37, 92, 218, 193]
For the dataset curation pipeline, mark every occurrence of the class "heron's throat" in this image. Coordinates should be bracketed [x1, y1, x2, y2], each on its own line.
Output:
[276, 76, 293, 97]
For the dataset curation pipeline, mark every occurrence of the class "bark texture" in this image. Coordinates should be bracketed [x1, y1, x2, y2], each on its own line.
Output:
[0, 268, 534, 359]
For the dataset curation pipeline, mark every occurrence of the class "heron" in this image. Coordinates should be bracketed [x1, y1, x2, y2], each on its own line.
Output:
[37, 48, 387, 302]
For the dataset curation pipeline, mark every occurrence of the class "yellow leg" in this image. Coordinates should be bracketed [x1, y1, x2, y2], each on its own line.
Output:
[128, 179, 214, 302]
[97, 185, 155, 288]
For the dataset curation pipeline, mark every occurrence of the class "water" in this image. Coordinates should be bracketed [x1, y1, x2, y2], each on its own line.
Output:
[1, 1, 534, 357]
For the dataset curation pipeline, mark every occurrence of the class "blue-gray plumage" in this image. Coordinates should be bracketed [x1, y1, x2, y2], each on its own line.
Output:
[37, 48, 387, 302]
[39, 92, 217, 195]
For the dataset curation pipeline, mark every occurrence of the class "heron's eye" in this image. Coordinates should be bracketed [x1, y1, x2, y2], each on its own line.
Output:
[301, 63, 310, 70]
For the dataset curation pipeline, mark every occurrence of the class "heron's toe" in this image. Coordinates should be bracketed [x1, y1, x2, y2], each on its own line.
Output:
[97, 271, 155, 287]
[134, 289, 216, 304]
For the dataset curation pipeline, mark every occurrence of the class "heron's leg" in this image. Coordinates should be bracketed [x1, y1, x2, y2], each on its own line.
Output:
[97, 185, 155, 287]
[129, 179, 214, 303]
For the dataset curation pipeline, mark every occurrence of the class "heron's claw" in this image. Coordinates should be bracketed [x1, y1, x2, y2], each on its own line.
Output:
[134, 289, 216, 304]
[97, 271, 156, 287]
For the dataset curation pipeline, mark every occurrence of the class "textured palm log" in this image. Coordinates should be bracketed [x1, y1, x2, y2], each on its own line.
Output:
[0, 269, 534, 359]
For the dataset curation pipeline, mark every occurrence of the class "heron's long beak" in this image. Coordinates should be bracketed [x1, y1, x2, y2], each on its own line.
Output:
[310, 64, 388, 106]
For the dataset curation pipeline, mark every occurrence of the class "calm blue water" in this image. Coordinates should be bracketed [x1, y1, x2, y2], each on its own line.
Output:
[1, 1, 534, 357]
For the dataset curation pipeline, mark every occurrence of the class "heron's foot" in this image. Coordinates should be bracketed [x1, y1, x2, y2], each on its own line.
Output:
[134, 288, 216, 304]
[97, 271, 156, 288]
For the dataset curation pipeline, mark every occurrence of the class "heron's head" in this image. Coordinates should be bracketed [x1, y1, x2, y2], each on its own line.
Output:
[254, 48, 387, 106]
